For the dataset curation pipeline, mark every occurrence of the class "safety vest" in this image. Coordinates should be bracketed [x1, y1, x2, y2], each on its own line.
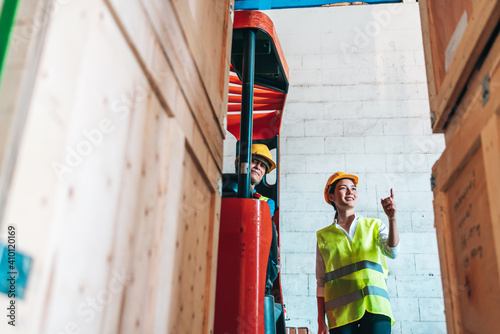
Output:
[253, 192, 269, 201]
[317, 217, 394, 329]
[253, 192, 275, 217]
[255, 194, 269, 202]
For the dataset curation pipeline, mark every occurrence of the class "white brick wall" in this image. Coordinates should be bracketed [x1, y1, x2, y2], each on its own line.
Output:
[223, 3, 446, 333]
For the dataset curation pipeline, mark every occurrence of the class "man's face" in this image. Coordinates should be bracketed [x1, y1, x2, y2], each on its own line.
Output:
[250, 157, 267, 184]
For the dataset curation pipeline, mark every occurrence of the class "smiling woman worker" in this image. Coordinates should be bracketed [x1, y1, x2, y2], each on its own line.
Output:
[316, 172, 400, 334]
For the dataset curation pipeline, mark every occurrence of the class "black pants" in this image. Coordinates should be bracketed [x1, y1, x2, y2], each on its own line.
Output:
[329, 312, 391, 334]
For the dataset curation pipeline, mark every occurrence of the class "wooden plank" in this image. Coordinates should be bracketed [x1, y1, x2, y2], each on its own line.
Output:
[136, 0, 227, 167]
[444, 30, 500, 144]
[445, 147, 499, 332]
[419, 0, 500, 132]
[102, 0, 225, 237]
[432, 32, 500, 189]
[208, 188, 221, 332]
[432, 131, 480, 193]
[171, 0, 233, 128]
[35, 3, 162, 333]
[104, 0, 228, 174]
[433, 1, 500, 131]
[0, 2, 140, 333]
[418, 0, 437, 120]
[424, 0, 472, 93]
[167, 148, 218, 333]
[112, 94, 167, 334]
[0, 1, 227, 334]
[432, 113, 500, 332]
[430, 29, 500, 331]
[432, 191, 461, 334]
[100, 89, 164, 334]
[480, 114, 500, 290]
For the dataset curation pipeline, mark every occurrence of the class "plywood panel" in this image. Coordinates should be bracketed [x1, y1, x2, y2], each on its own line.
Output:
[111, 93, 170, 334]
[432, 112, 500, 332]
[168, 149, 218, 333]
[433, 191, 460, 334]
[105, 0, 229, 173]
[430, 32, 500, 329]
[29, 2, 160, 333]
[137, 0, 228, 166]
[0, 1, 146, 332]
[0, 0, 229, 333]
[446, 148, 498, 332]
[419, 0, 500, 132]
[171, 0, 232, 125]
[425, 0, 472, 92]
[443, 30, 500, 145]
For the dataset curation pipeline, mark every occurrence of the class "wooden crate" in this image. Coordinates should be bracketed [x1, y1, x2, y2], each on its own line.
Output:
[432, 112, 500, 332]
[431, 21, 500, 332]
[0, 0, 232, 333]
[419, 0, 500, 132]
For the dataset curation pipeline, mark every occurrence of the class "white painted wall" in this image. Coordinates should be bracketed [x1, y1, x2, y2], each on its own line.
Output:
[224, 3, 447, 333]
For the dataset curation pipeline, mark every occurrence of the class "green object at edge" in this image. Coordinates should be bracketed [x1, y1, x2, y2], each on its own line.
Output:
[0, 0, 21, 90]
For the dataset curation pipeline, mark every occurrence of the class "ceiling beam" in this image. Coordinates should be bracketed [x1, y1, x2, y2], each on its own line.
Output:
[234, 0, 403, 10]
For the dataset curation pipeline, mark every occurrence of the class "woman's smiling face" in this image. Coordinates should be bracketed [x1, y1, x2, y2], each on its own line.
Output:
[328, 178, 358, 210]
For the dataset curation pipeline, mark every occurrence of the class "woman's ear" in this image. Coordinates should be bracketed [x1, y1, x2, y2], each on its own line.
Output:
[328, 192, 335, 204]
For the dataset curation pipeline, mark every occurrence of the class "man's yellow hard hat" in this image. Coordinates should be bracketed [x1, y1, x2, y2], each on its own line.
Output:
[235, 144, 276, 174]
[324, 171, 359, 204]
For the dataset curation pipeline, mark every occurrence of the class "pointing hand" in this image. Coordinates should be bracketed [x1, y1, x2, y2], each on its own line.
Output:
[381, 188, 396, 219]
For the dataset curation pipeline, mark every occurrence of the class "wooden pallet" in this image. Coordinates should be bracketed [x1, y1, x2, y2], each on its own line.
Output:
[287, 327, 313, 334]
[419, 0, 500, 132]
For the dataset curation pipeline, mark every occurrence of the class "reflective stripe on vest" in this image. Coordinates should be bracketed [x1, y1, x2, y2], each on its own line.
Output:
[258, 195, 270, 202]
[325, 285, 389, 311]
[317, 218, 394, 329]
[325, 260, 383, 282]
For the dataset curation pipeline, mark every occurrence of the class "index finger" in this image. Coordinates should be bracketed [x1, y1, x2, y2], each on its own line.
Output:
[390, 188, 394, 199]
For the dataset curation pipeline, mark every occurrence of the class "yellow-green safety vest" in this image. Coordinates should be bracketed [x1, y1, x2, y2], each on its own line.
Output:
[258, 195, 270, 202]
[317, 217, 395, 329]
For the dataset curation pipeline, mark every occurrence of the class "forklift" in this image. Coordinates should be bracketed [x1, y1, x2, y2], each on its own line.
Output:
[214, 10, 289, 334]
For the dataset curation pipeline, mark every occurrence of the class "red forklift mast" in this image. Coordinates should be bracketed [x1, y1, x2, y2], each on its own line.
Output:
[214, 10, 289, 334]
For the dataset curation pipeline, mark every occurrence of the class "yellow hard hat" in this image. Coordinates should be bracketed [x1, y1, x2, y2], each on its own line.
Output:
[324, 171, 359, 204]
[234, 144, 276, 174]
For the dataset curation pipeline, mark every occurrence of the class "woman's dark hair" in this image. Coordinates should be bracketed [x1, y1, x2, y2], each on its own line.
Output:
[327, 178, 356, 211]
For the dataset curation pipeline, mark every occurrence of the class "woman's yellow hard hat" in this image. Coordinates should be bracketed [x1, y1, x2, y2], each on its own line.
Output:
[324, 171, 359, 204]
[234, 144, 276, 174]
